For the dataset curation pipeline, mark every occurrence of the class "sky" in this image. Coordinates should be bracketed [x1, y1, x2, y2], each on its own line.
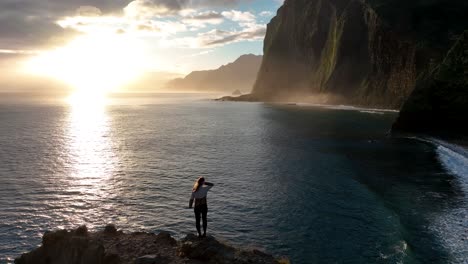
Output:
[0, 0, 284, 94]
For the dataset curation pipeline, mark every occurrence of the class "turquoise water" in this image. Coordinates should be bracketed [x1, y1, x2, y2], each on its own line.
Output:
[0, 95, 466, 263]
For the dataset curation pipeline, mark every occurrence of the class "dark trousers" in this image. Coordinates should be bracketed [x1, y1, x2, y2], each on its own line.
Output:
[194, 204, 208, 236]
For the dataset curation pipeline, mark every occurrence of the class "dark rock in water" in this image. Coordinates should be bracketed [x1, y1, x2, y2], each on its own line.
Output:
[392, 31, 468, 139]
[15, 226, 285, 264]
[216, 94, 261, 102]
[252, 0, 468, 109]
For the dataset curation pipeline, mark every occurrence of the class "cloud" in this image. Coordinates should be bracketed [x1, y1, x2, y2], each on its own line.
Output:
[124, 0, 185, 18]
[185, 11, 224, 21]
[182, 11, 224, 28]
[0, 0, 267, 72]
[123, 0, 247, 18]
[221, 10, 255, 22]
[0, 13, 80, 50]
[76, 6, 103, 16]
[259, 11, 273, 17]
[0, 0, 132, 50]
[199, 26, 266, 47]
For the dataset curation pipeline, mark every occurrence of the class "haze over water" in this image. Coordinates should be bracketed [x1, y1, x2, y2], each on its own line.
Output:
[0, 94, 466, 263]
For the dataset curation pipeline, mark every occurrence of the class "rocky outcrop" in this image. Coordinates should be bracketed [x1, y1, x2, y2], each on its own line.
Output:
[392, 31, 468, 138]
[167, 54, 262, 94]
[178, 234, 282, 264]
[251, 0, 468, 109]
[15, 226, 287, 264]
[216, 93, 261, 102]
[232, 89, 242, 96]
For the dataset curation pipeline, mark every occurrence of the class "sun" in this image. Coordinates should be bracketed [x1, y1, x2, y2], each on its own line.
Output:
[25, 33, 147, 96]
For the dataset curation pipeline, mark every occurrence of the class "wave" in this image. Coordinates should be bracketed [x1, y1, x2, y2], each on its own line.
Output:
[359, 110, 385, 115]
[409, 137, 468, 185]
[379, 240, 408, 262]
[434, 141, 468, 181]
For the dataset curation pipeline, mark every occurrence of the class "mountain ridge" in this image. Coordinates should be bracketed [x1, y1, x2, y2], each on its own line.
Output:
[166, 54, 262, 94]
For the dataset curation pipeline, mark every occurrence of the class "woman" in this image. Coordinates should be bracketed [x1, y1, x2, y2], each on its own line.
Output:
[189, 177, 214, 238]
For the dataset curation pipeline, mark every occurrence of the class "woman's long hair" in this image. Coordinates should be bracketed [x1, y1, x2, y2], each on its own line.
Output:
[192, 177, 205, 192]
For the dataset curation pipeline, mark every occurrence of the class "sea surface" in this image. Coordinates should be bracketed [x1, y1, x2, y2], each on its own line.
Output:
[0, 94, 467, 263]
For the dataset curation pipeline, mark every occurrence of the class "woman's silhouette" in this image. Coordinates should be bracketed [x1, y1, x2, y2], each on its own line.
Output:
[189, 177, 214, 238]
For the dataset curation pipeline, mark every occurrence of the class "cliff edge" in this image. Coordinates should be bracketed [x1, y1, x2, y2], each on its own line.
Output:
[15, 225, 287, 264]
[392, 31, 468, 139]
[250, 0, 468, 109]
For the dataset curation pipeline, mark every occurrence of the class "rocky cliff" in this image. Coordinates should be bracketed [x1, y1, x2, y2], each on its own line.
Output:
[252, 0, 468, 109]
[15, 225, 287, 264]
[167, 54, 262, 94]
[392, 31, 468, 138]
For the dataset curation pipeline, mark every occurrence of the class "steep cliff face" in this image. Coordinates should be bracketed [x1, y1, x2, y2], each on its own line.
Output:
[392, 31, 468, 138]
[253, 0, 468, 109]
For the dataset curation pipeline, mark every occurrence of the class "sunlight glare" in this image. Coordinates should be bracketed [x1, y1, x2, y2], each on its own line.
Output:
[25, 33, 147, 94]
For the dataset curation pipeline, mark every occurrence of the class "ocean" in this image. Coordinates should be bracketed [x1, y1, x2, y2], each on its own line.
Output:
[0, 94, 466, 263]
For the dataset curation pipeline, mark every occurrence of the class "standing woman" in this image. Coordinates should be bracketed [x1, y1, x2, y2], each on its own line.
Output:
[189, 177, 214, 238]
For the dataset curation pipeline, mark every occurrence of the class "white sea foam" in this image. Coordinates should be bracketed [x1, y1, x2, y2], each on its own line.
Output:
[410, 137, 468, 184]
[435, 143, 468, 180]
[359, 110, 385, 115]
[379, 240, 408, 262]
[405, 137, 468, 264]
[293, 102, 399, 113]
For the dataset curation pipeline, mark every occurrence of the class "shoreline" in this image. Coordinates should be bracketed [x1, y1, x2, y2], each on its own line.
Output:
[215, 94, 400, 113]
[405, 136, 468, 154]
[401, 136, 468, 180]
[279, 102, 399, 113]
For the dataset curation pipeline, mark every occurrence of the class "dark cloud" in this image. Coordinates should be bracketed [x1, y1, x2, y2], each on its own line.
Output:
[0, 14, 79, 50]
[0, 0, 132, 16]
[127, 0, 248, 15]
[0, 0, 252, 51]
[0, 0, 132, 50]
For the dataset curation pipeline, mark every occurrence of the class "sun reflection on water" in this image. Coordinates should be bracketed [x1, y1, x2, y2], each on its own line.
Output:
[64, 92, 119, 226]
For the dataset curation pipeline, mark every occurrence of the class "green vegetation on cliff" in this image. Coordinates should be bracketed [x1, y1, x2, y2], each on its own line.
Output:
[252, 0, 468, 109]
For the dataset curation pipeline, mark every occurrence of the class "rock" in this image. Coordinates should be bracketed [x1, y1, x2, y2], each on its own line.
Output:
[15, 227, 283, 264]
[134, 254, 165, 264]
[104, 253, 121, 264]
[392, 31, 468, 138]
[216, 94, 260, 102]
[251, 0, 468, 109]
[155, 231, 177, 246]
[104, 224, 117, 234]
[177, 234, 281, 264]
[16, 227, 106, 264]
[76, 225, 88, 236]
[232, 89, 242, 96]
